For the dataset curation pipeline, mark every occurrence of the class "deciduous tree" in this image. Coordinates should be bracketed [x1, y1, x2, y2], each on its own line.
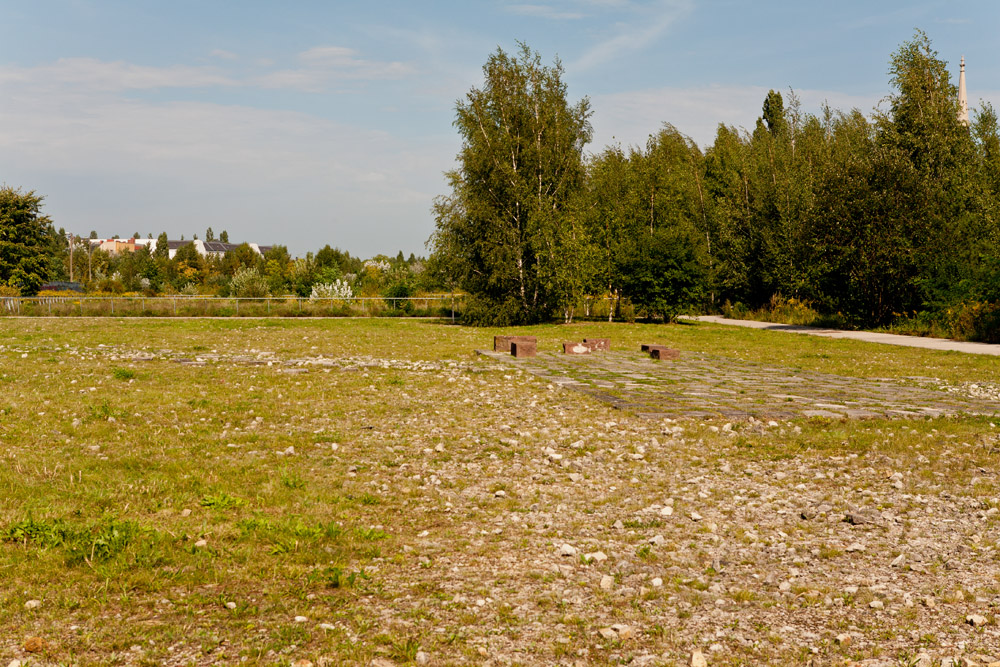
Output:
[430, 43, 592, 324]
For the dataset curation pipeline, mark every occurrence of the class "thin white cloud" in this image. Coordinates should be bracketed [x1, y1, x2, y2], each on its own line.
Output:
[0, 48, 415, 97]
[506, 4, 585, 20]
[209, 49, 239, 61]
[573, 0, 694, 71]
[0, 58, 236, 91]
[250, 46, 415, 89]
[300, 46, 358, 62]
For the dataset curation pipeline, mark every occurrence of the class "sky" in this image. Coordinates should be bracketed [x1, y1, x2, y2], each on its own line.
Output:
[2, 1, 998, 258]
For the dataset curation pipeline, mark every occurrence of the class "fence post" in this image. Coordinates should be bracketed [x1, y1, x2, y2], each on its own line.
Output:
[111, 298, 114, 315]
[235, 298, 239, 316]
[451, 294, 455, 323]
[173, 298, 176, 316]
[267, 298, 270, 315]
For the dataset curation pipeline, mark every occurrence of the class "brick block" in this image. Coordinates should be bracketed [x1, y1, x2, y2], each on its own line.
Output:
[563, 342, 591, 355]
[648, 345, 680, 360]
[583, 338, 610, 351]
[511, 340, 537, 357]
[495, 335, 536, 352]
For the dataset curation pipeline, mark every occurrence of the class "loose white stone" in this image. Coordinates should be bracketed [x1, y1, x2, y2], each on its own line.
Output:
[600, 575, 614, 591]
[225, 601, 237, 610]
[294, 615, 308, 623]
[558, 543, 578, 557]
[651, 577, 663, 587]
[24, 599, 41, 610]
[194, 539, 208, 548]
[691, 649, 708, 667]
[319, 623, 336, 631]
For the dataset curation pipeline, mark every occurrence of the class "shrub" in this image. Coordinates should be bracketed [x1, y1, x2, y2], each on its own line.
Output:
[310, 279, 353, 301]
[230, 268, 269, 299]
[944, 301, 1000, 343]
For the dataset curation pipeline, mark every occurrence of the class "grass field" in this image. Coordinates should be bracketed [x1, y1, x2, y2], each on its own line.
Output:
[2, 318, 1000, 665]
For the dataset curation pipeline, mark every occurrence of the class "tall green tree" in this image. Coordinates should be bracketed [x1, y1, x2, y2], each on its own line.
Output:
[429, 43, 592, 324]
[0, 187, 56, 295]
[875, 30, 977, 315]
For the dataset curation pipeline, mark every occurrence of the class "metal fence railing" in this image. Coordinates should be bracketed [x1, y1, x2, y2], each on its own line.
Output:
[0, 295, 466, 319]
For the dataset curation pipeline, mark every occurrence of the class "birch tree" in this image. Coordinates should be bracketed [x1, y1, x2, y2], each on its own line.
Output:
[429, 43, 592, 324]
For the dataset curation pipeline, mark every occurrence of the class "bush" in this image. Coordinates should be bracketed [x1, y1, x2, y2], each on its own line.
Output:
[230, 268, 269, 299]
[944, 301, 1000, 343]
[383, 281, 414, 313]
[721, 294, 848, 329]
[310, 279, 353, 301]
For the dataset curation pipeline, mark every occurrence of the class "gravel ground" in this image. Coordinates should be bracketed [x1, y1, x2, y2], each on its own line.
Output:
[5, 334, 1000, 665]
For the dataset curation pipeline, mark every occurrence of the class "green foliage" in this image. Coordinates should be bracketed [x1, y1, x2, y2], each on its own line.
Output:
[229, 267, 269, 299]
[321, 565, 370, 589]
[0, 187, 57, 295]
[2, 516, 159, 566]
[200, 492, 246, 510]
[430, 42, 592, 325]
[619, 225, 707, 321]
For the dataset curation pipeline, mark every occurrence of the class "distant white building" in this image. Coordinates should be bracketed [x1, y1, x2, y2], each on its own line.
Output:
[88, 238, 273, 260]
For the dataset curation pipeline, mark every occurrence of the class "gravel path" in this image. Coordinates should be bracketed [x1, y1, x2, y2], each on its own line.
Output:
[688, 316, 1000, 356]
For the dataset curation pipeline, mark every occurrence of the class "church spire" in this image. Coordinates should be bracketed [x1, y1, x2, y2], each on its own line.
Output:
[958, 56, 969, 126]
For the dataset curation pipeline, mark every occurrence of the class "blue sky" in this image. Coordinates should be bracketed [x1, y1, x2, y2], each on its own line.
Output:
[2, 1, 997, 257]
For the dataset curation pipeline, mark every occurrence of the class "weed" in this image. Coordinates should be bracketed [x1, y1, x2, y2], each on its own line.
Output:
[280, 469, 306, 489]
[200, 492, 245, 510]
[322, 566, 370, 589]
[88, 400, 128, 422]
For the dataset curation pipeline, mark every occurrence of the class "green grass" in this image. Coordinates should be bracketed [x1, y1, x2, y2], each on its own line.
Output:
[1, 317, 998, 665]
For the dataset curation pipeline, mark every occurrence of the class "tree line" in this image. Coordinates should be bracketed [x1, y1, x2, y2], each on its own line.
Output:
[430, 32, 1000, 340]
[0, 195, 437, 301]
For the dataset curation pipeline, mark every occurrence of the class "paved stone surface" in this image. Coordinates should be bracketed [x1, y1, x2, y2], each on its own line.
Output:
[480, 349, 1000, 420]
[689, 315, 1000, 356]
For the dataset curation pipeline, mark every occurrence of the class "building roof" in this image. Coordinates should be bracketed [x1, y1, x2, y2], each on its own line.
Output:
[201, 241, 243, 253]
